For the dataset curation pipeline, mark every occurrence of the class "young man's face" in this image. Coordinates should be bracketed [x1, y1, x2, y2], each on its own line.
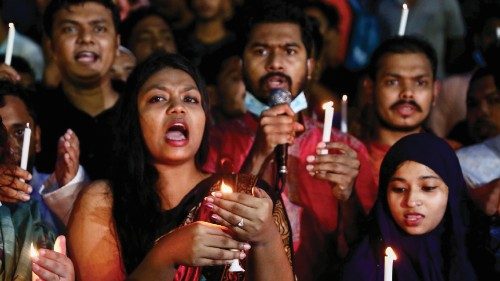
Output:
[50, 2, 119, 85]
[466, 74, 500, 140]
[129, 15, 177, 63]
[242, 22, 312, 101]
[373, 53, 437, 132]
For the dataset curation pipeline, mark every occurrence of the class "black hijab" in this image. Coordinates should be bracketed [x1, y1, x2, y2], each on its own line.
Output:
[343, 133, 476, 281]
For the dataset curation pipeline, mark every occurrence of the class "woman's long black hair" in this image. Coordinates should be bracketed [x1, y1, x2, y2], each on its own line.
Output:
[108, 52, 211, 273]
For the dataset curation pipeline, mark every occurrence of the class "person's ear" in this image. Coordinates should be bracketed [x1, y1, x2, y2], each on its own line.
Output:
[362, 76, 375, 102]
[432, 80, 441, 107]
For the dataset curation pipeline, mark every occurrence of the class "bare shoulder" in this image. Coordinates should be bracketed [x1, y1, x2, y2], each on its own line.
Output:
[78, 180, 113, 208]
[68, 180, 114, 226]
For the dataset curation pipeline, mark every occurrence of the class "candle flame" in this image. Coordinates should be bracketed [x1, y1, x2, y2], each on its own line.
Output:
[403, 3, 408, 10]
[322, 101, 334, 110]
[342, 95, 348, 102]
[385, 247, 397, 260]
[220, 181, 233, 193]
[30, 243, 38, 258]
[8, 23, 14, 29]
[26, 123, 30, 129]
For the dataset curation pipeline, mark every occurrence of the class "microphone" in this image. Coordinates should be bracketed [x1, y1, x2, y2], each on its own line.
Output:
[268, 89, 292, 176]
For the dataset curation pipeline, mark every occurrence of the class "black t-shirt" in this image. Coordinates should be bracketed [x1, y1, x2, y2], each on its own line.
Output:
[34, 86, 118, 180]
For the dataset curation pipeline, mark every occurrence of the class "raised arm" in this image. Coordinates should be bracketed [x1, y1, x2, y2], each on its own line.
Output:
[67, 181, 125, 281]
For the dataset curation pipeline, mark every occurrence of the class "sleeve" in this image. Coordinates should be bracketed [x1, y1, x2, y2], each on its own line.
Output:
[40, 165, 90, 225]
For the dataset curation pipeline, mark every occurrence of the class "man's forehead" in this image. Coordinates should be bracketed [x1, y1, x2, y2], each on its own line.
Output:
[378, 53, 433, 76]
[54, 3, 113, 23]
[247, 22, 303, 45]
[0, 96, 31, 123]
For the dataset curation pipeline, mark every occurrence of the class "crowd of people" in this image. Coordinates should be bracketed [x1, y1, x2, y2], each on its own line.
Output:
[0, 0, 498, 280]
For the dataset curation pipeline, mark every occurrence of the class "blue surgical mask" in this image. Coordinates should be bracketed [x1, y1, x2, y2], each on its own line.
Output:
[244, 91, 308, 116]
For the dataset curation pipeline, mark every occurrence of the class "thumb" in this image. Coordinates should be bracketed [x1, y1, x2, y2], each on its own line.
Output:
[252, 187, 270, 199]
[54, 235, 67, 255]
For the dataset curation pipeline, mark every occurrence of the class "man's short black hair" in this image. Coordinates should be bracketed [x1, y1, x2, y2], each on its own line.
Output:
[240, 0, 315, 58]
[120, 7, 171, 49]
[368, 36, 438, 80]
[302, 1, 340, 30]
[43, 0, 120, 38]
[0, 81, 37, 122]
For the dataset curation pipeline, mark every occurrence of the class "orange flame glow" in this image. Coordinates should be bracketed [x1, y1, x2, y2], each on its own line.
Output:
[385, 247, 397, 260]
[220, 181, 233, 193]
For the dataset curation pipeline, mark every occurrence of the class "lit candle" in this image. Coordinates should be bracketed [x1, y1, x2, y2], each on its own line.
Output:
[20, 123, 31, 171]
[321, 101, 334, 155]
[219, 181, 245, 272]
[340, 95, 348, 134]
[384, 247, 397, 281]
[397, 3, 409, 36]
[31, 243, 40, 280]
[4, 23, 16, 66]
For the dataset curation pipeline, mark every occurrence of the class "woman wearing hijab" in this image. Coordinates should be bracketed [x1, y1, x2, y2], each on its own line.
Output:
[342, 132, 477, 281]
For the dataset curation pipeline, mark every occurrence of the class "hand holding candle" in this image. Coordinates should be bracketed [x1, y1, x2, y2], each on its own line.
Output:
[398, 3, 409, 36]
[220, 181, 245, 273]
[341, 95, 348, 134]
[4, 23, 16, 66]
[321, 101, 334, 155]
[384, 247, 397, 281]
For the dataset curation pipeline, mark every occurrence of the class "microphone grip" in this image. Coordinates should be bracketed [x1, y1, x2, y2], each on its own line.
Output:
[275, 144, 288, 175]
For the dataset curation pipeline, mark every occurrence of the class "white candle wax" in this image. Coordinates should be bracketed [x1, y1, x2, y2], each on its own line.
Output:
[321, 101, 334, 155]
[384, 247, 397, 281]
[341, 95, 348, 134]
[20, 123, 31, 170]
[397, 3, 409, 36]
[4, 23, 16, 66]
[220, 181, 245, 272]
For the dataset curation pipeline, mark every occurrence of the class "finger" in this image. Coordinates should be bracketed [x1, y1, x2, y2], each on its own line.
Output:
[0, 186, 31, 201]
[252, 187, 271, 199]
[307, 161, 359, 176]
[0, 165, 32, 181]
[209, 191, 259, 208]
[33, 250, 71, 278]
[260, 115, 295, 127]
[0, 195, 22, 203]
[261, 104, 295, 117]
[200, 247, 246, 261]
[0, 65, 21, 81]
[194, 221, 233, 238]
[210, 204, 251, 230]
[0, 176, 33, 194]
[202, 234, 250, 250]
[321, 142, 358, 158]
[32, 262, 62, 281]
[307, 154, 360, 170]
[54, 235, 67, 255]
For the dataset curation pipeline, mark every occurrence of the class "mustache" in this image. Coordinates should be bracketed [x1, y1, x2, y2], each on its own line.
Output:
[389, 99, 423, 112]
[259, 72, 292, 89]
